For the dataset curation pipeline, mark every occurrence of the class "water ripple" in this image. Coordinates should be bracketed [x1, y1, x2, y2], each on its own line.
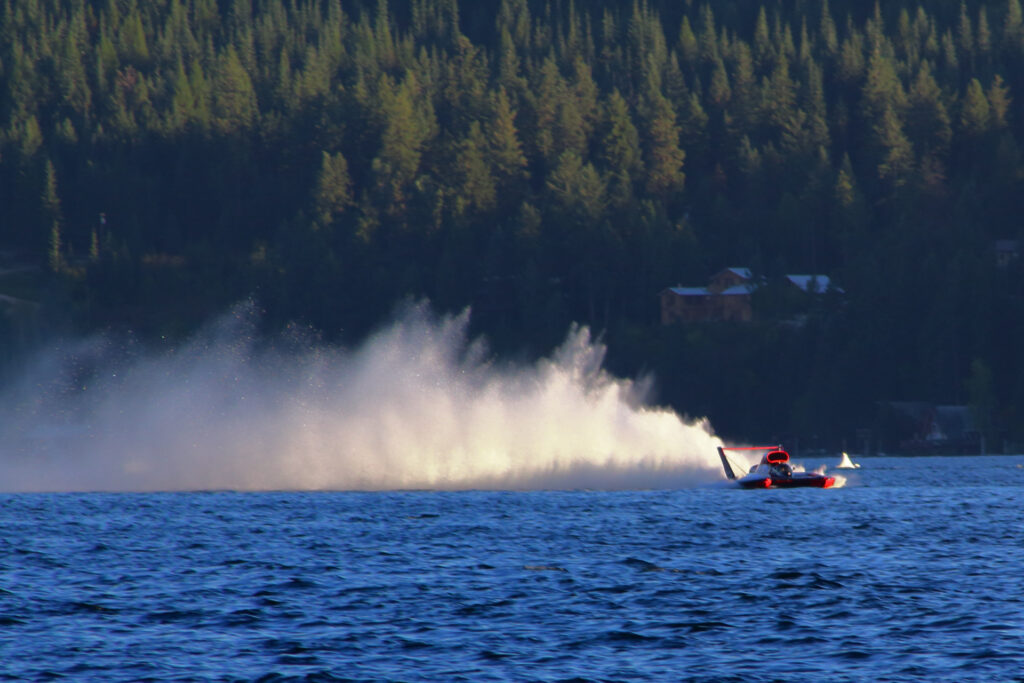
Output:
[0, 458, 1023, 681]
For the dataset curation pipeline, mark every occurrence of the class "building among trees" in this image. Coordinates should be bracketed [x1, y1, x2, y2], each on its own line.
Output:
[660, 268, 839, 324]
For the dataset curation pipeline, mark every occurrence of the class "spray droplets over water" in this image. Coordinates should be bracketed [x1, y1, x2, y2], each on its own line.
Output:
[1, 302, 726, 492]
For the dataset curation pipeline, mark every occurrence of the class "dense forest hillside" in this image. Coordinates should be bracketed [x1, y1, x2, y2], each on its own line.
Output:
[3, 0, 1024, 448]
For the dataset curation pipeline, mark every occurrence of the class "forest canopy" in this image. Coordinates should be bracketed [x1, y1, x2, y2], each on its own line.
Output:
[3, 0, 1024, 448]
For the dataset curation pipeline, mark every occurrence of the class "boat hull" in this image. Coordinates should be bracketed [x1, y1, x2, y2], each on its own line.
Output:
[737, 475, 771, 489]
[771, 474, 835, 488]
[735, 472, 835, 489]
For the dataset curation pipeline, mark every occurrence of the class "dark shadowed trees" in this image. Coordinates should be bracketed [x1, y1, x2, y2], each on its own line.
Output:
[4, 0, 1024, 445]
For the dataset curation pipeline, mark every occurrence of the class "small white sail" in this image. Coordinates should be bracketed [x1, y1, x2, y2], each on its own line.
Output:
[836, 451, 860, 469]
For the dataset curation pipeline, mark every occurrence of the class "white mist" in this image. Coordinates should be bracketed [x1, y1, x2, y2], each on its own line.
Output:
[1, 302, 725, 492]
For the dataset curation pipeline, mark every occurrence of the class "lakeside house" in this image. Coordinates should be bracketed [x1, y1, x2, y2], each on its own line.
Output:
[660, 267, 840, 324]
[659, 267, 756, 324]
[875, 401, 984, 454]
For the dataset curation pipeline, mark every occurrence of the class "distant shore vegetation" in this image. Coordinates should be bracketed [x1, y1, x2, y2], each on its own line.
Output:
[3, 0, 1024, 447]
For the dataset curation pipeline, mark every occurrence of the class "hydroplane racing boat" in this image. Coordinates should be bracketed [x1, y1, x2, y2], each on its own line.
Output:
[718, 446, 835, 489]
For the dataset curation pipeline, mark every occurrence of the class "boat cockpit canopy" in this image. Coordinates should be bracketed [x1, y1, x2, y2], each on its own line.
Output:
[763, 450, 790, 464]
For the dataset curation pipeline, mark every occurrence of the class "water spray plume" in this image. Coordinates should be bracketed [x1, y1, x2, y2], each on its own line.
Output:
[1, 302, 725, 492]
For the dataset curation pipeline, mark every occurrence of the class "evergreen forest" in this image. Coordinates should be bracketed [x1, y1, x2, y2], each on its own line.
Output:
[3, 0, 1024, 450]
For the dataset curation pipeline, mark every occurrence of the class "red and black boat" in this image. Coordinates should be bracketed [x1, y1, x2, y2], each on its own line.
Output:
[718, 445, 835, 489]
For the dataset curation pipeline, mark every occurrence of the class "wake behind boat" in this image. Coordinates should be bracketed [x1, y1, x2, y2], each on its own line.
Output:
[718, 445, 836, 489]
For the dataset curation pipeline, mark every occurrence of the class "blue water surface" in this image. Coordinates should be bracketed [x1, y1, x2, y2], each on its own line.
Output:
[2, 455, 1024, 682]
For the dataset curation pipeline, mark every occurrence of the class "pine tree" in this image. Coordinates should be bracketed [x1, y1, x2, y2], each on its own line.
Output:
[677, 91, 709, 161]
[119, 10, 150, 65]
[861, 45, 906, 123]
[708, 57, 731, 108]
[211, 47, 257, 133]
[777, 19, 797, 63]
[941, 30, 959, 75]
[960, 77, 991, 137]
[188, 58, 212, 128]
[599, 9, 624, 92]
[96, 32, 119, 92]
[554, 97, 587, 159]
[487, 88, 528, 186]
[453, 121, 497, 218]
[756, 50, 795, 149]
[641, 90, 686, 198]
[442, 35, 490, 131]
[978, 7, 993, 58]
[374, 0, 396, 69]
[678, 16, 698, 68]
[906, 62, 952, 157]
[698, 4, 719, 65]
[729, 41, 757, 131]
[921, 12, 941, 61]
[798, 17, 812, 66]
[546, 150, 605, 222]
[169, 59, 195, 129]
[525, 56, 564, 166]
[274, 48, 293, 106]
[57, 18, 92, 117]
[865, 3, 887, 51]
[957, 1, 975, 63]
[737, 135, 762, 178]
[599, 89, 641, 205]
[372, 73, 436, 213]
[987, 74, 1011, 129]
[663, 52, 688, 108]
[753, 7, 773, 71]
[15, 115, 44, 161]
[874, 104, 914, 186]
[496, 26, 525, 95]
[820, 0, 838, 56]
[42, 159, 64, 273]
[313, 151, 353, 228]
[194, 0, 220, 36]
[1005, 0, 1024, 55]
[838, 31, 866, 85]
[833, 152, 867, 264]
[570, 56, 599, 143]
[803, 59, 830, 151]
[90, 228, 100, 262]
[896, 9, 917, 65]
[835, 152, 857, 209]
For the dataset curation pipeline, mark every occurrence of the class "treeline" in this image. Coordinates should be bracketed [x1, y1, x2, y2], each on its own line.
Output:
[3, 0, 1024, 445]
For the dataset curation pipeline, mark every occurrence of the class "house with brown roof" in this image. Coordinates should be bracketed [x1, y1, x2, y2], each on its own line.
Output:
[660, 268, 840, 324]
[660, 267, 756, 324]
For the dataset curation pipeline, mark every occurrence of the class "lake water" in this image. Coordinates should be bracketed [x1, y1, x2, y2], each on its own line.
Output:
[2, 454, 1023, 682]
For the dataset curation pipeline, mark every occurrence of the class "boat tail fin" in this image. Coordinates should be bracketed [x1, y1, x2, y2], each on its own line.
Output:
[718, 446, 737, 480]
